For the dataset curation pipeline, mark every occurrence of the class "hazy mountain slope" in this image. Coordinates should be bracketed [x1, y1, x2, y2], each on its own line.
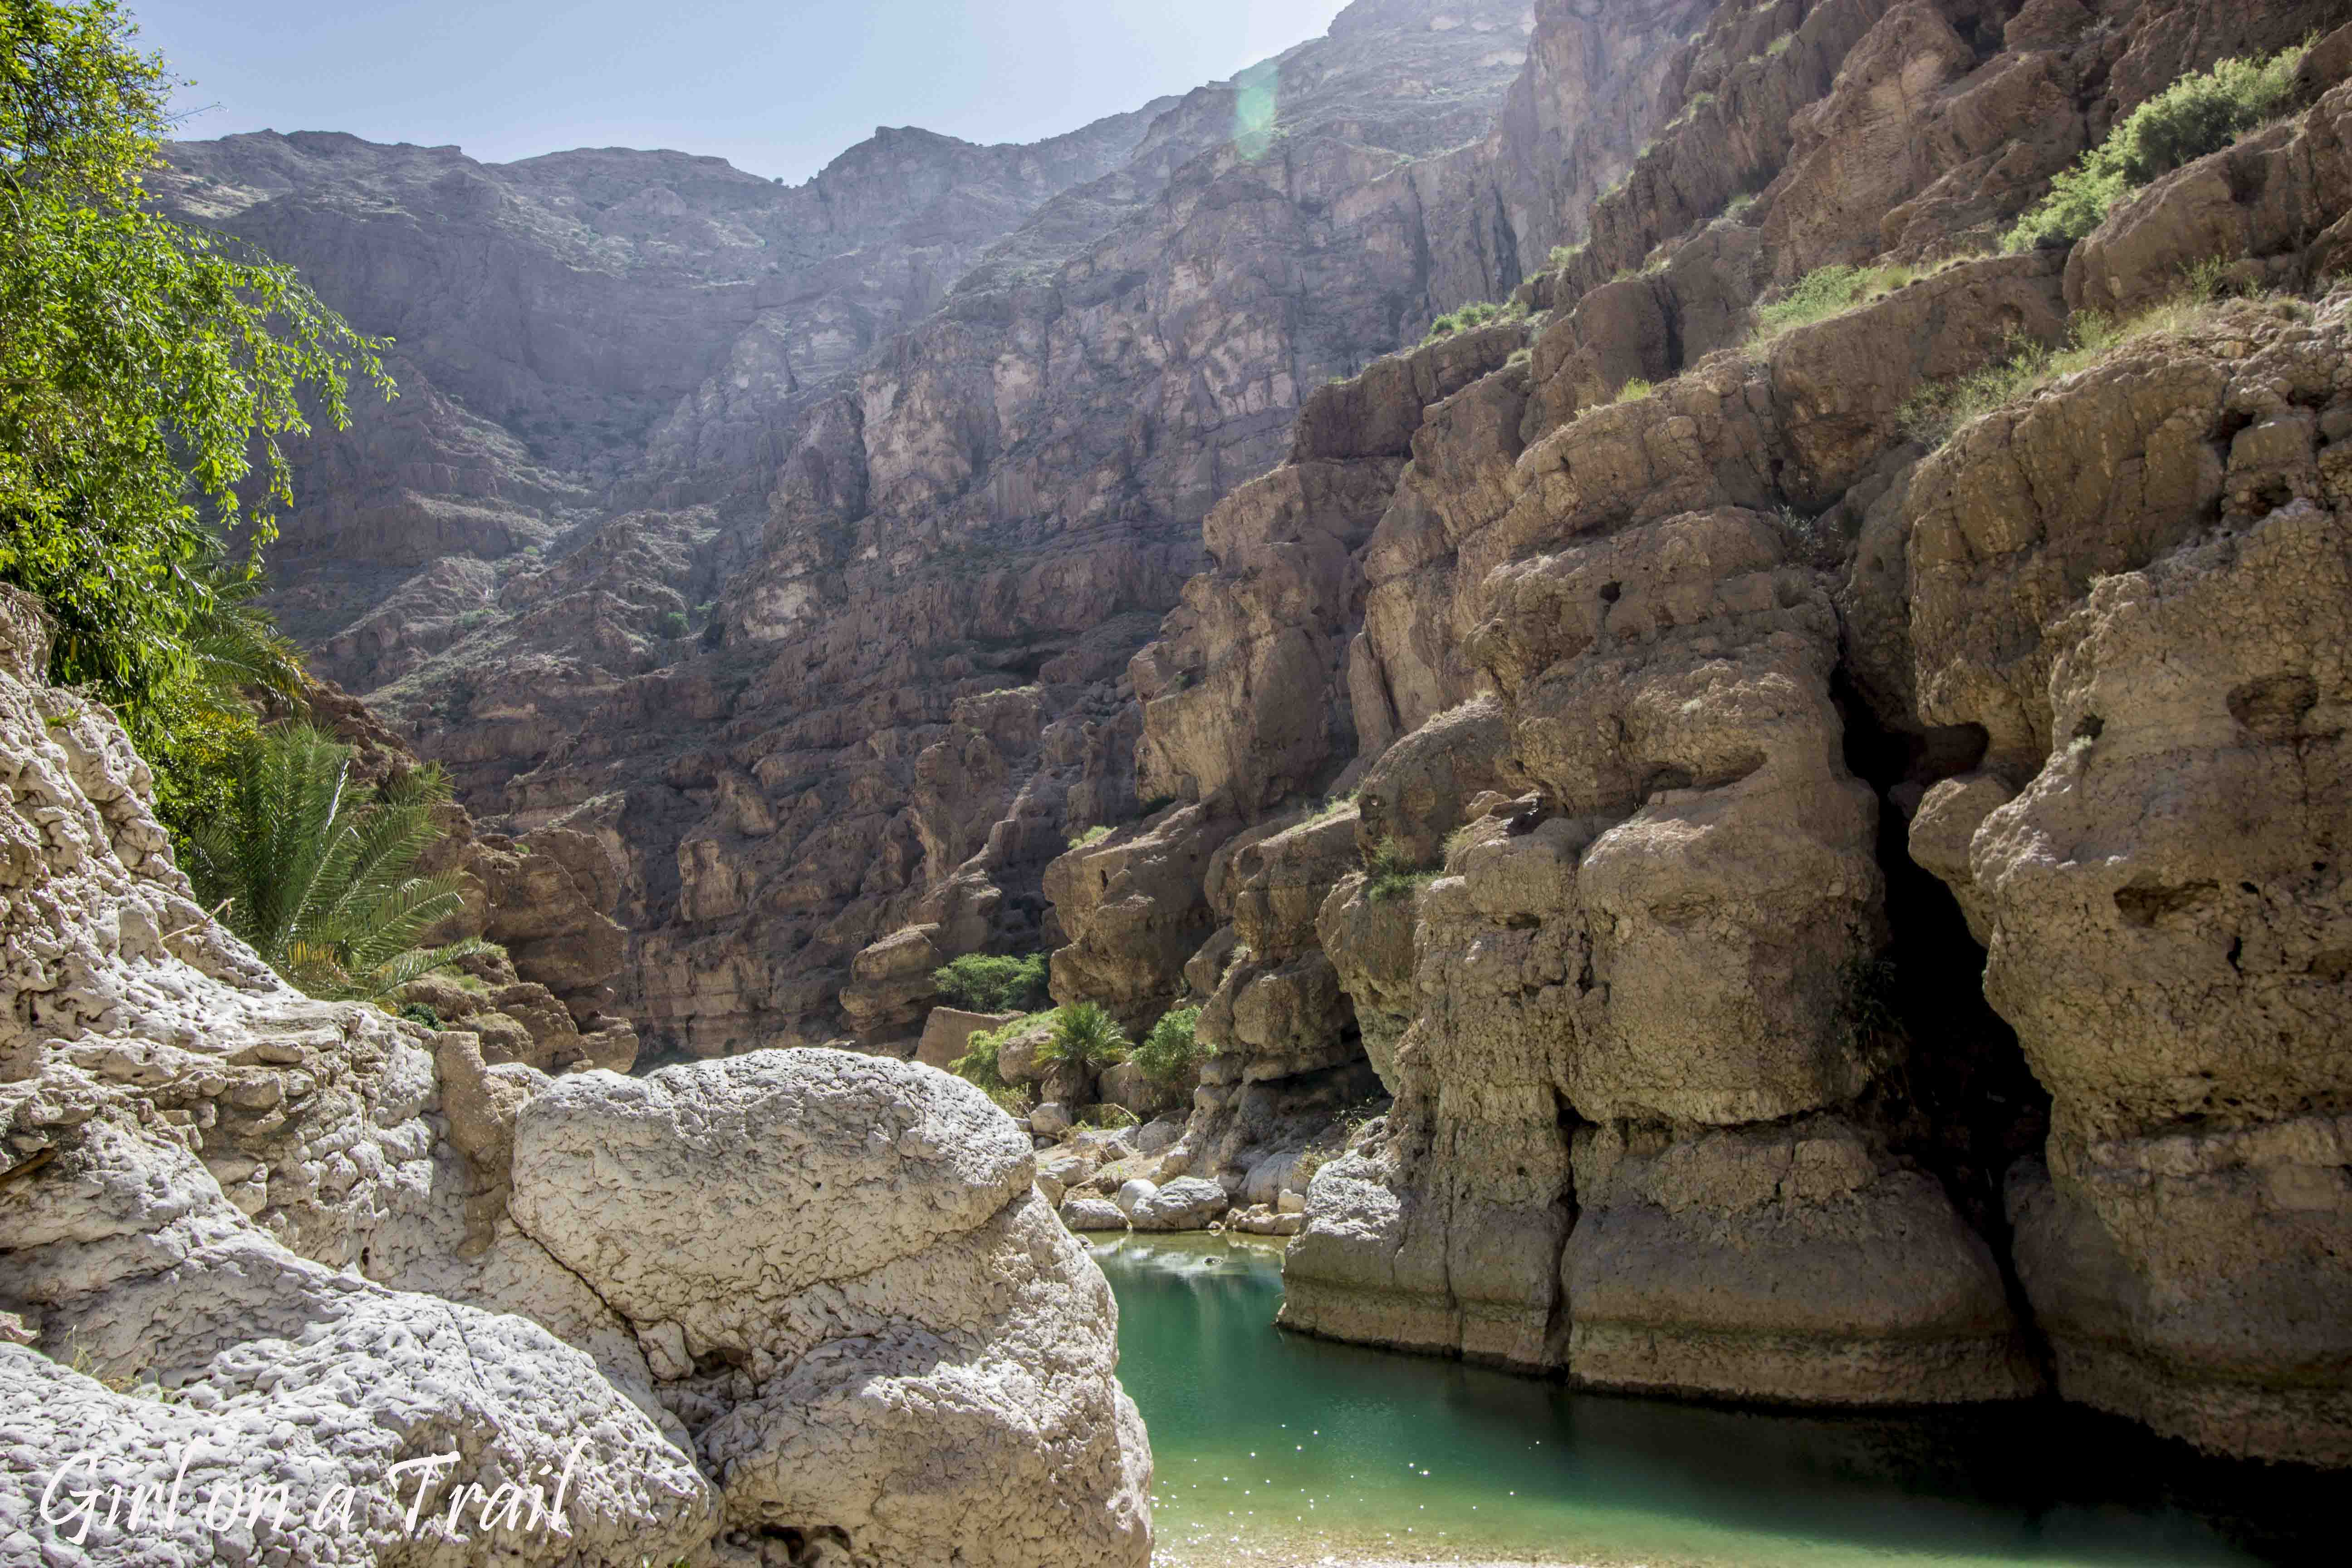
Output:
[165, 0, 1711, 1056]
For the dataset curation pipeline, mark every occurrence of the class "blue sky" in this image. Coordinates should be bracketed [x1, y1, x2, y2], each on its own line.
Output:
[132, 1, 1356, 182]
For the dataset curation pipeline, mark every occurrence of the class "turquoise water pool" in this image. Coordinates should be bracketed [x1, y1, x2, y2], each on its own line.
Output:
[1091, 1233, 2328, 1568]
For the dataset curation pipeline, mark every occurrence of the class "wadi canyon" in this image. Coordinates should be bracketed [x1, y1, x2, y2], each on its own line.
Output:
[7, 0, 2352, 1563]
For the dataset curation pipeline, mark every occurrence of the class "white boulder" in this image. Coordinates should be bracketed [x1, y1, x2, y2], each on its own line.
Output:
[509, 1052, 1153, 1568]
[1129, 1176, 1233, 1232]
[1061, 1197, 1132, 1231]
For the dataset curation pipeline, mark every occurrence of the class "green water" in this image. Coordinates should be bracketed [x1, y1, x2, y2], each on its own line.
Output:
[1092, 1234, 2328, 1568]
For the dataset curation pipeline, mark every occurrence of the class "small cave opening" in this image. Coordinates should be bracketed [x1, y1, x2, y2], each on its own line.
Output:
[1833, 671, 2052, 1341]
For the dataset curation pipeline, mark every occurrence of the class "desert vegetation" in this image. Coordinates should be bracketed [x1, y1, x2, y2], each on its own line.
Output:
[1129, 1004, 1207, 1084]
[2004, 44, 2311, 251]
[184, 725, 485, 1000]
[934, 951, 1053, 1013]
[1901, 260, 2285, 446]
[1746, 260, 1931, 347]
[1364, 834, 1438, 902]
[1422, 296, 1527, 344]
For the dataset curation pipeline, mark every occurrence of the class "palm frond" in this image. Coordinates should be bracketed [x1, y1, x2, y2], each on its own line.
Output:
[157, 553, 313, 718]
[184, 575, 310, 711]
[334, 874, 475, 972]
[345, 937, 490, 1004]
[188, 724, 480, 1004]
[308, 789, 445, 942]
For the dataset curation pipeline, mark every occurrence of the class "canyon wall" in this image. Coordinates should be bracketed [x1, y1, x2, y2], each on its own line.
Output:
[152, 0, 2352, 1471]
[1042, 0, 2352, 1466]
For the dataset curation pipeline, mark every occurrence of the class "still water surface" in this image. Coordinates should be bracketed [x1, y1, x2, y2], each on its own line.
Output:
[1092, 1233, 2328, 1568]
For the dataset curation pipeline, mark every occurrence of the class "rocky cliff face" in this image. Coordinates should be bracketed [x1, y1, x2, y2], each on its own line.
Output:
[1036, 0, 2352, 1468]
[152, 0, 2352, 1474]
[0, 588, 1150, 1564]
[163, 0, 1721, 1059]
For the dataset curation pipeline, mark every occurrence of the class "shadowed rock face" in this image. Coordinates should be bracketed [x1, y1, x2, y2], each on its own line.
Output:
[163, 0, 1720, 1060]
[159, 112, 1184, 736]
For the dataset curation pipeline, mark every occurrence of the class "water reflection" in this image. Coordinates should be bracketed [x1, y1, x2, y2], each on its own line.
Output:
[1093, 1234, 2333, 1568]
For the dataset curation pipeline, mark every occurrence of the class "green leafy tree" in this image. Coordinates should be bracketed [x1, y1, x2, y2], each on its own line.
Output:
[186, 725, 483, 1001]
[0, 0, 389, 810]
[932, 952, 1051, 1014]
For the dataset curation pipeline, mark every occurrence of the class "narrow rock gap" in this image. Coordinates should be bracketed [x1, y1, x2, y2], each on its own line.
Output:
[1829, 668, 2053, 1370]
[1543, 1086, 1583, 1370]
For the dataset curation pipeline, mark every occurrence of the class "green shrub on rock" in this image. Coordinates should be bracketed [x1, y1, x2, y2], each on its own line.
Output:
[1130, 1005, 1206, 1084]
[1421, 297, 1527, 346]
[1365, 835, 1437, 903]
[2004, 45, 2310, 252]
[950, 1014, 1028, 1092]
[1746, 261, 1926, 348]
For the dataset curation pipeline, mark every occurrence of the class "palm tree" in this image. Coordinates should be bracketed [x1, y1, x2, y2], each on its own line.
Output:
[186, 725, 484, 1002]
[1035, 1001, 1129, 1106]
[181, 564, 310, 714]
[1038, 1002, 1131, 1073]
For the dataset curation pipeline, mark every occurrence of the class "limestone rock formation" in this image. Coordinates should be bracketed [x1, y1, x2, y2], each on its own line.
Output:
[1279, 502, 2037, 1394]
[1902, 293, 2352, 1464]
[1061, 1196, 1131, 1232]
[0, 1129, 720, 1568]
[510, 1053, 1153, 1568]
[0, 587, 714, 1563]
[1103, 0, 2352, 1466]
[1124, 1176, 1234, 1233]
[0, 587, 1152, 1560]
